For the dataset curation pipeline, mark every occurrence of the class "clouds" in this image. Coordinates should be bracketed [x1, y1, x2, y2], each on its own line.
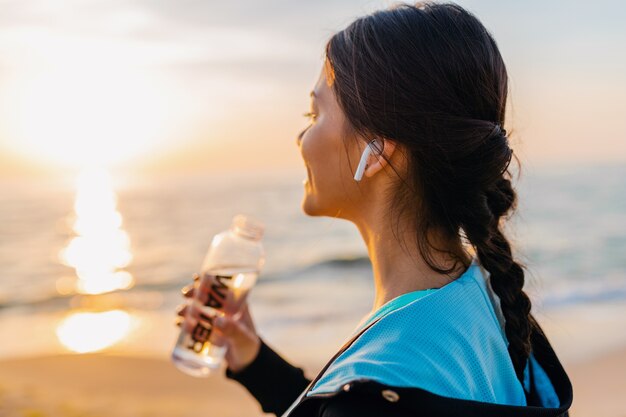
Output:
[0, 0, 368, 72]
[0, 0, 625, 176]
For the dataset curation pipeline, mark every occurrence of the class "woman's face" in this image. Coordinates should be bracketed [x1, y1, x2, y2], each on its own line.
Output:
[296, 64, 365, 219]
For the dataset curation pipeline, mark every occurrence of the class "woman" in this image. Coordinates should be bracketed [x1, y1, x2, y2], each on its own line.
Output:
[177, 2, 572, 416]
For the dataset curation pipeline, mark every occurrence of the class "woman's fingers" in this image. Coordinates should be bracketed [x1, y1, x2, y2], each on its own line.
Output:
[176, 303, 189, 317]
[176, 274, 200, 330]
[181, 284, 195, 298]
[180, 273, 201, 298]
[175, 313, 196, 333]
[177, 303, 219, 333]
[177, 274, 259, 352]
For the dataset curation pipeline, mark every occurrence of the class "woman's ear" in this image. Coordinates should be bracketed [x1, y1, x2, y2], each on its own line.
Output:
[363, 139, 397, 178]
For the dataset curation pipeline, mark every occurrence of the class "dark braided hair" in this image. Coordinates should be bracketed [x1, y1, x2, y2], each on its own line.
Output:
[324, 1, 537, 384]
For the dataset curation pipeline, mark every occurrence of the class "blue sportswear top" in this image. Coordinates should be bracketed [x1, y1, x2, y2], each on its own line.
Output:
[306, 256, 560, 408]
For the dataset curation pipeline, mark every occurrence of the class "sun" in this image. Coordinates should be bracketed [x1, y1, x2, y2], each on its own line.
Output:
[1, 64, 179, 168]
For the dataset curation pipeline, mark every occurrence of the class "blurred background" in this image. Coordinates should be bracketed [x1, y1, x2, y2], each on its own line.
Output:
[0, 0, 624, 416]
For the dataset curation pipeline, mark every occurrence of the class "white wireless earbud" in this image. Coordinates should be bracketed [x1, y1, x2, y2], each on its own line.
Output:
[354, 139, 382, 181]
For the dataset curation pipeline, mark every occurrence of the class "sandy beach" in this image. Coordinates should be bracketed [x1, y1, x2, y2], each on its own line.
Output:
[566, 347, 626, 417]
[0, 347, 624, 417]
[0, 353, 267, 417]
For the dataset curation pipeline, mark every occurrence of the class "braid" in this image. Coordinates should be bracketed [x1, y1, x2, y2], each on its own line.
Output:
[462, 176, 535, 383]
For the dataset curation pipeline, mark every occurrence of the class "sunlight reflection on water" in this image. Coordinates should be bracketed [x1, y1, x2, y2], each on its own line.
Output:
[58, 167, 134, 295]
[55, 167, 136, 353]
[56, 310, 133, 353]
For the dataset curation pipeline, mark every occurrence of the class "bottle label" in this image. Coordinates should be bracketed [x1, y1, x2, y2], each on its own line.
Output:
[187, 273, 234, 353]
[203, 273, 232, 309]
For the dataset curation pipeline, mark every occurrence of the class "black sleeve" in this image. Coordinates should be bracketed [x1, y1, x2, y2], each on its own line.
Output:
[224, 337, 312, 416]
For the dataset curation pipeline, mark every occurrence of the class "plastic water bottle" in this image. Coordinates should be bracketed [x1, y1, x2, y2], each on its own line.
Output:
[172, 214, 265, 377]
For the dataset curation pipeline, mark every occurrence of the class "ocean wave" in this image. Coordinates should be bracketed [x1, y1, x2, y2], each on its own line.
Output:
[258, 255, 371, 283]
[538, 280, 626, 309]
[3, 256, 625, 313]
[0, 256, 372, 310]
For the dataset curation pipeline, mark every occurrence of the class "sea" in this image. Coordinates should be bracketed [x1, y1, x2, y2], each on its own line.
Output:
[0, 162, 625, 368]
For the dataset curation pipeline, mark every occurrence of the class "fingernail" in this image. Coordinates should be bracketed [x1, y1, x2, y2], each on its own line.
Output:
[181, 285, 192, 295]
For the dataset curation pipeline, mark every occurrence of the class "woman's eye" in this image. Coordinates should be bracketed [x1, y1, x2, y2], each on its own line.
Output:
[303, 112, 317, 122]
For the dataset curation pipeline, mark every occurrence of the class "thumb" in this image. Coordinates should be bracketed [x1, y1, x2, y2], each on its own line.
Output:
[214, 315, 252, 341]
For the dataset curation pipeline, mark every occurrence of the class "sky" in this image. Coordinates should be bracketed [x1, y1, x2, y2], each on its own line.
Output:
[0, 0, 624, 179]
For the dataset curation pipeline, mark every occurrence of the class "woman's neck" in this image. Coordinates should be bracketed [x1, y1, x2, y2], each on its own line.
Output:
[354, 211, 471, 312]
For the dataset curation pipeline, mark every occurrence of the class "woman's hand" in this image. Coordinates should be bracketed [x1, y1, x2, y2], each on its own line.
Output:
[176, 273, 261, 373]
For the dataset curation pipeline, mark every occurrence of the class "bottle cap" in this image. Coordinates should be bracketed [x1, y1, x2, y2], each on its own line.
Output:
[231, 214, 264, 241]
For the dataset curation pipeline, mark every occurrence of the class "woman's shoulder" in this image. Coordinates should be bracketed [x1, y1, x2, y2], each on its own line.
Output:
[296, 323, 571, 417]
[307, 260, 525, 404]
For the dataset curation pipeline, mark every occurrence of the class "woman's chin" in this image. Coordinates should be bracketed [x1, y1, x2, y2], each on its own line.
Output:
[301, 182, 344, 217]
[301, 188, 326, 217]
[301, 193, 319, 216]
